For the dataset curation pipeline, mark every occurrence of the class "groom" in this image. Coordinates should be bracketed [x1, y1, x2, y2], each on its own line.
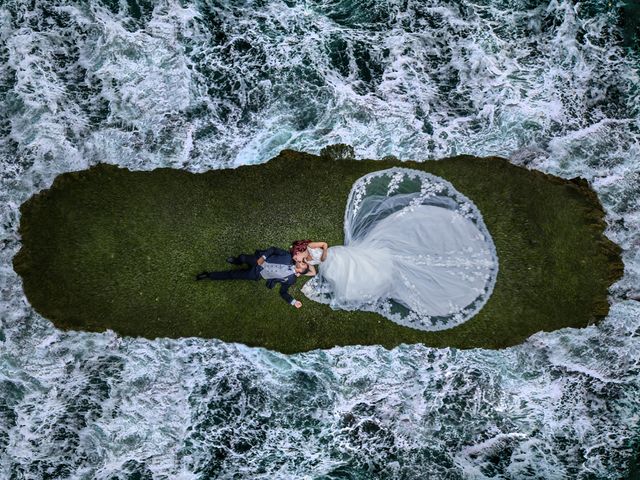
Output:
[196, 246, 307, 308]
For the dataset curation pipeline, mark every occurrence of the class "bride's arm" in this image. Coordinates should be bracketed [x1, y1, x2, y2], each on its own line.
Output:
[309, 241, 329, 261]
[304, 265, 317, 276]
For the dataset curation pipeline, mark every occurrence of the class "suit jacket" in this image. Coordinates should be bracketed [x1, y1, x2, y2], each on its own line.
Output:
[255, 246, 297, 304]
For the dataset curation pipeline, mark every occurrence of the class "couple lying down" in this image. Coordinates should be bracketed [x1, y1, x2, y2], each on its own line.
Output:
[196, 240, 327, 309]
[196, 168, 498, 331]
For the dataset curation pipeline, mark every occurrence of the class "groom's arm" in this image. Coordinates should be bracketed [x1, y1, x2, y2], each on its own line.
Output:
[257, 247, 273, 265]
[278, 279, 302, 308]
[258, 246, 289, 264]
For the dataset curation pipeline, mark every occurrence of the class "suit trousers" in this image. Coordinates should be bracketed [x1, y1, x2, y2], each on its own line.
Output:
[206, 253, 261, 280]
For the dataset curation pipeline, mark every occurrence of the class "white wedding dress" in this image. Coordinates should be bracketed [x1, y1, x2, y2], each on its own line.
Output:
[306, 247, 324, 265]
[301, 168, 499, 331]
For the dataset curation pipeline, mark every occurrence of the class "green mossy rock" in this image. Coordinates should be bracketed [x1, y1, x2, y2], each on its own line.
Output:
[13, 150, 623, 353]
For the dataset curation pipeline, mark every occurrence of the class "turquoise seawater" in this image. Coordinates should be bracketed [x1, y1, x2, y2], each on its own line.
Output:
[1, 0, 639, 478]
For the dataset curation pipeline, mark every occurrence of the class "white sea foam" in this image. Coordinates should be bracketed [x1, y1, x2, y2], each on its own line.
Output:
[1, 0, 639, 477]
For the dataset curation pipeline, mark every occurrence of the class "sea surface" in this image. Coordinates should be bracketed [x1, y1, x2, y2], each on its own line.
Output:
[1, 0, 639, 478]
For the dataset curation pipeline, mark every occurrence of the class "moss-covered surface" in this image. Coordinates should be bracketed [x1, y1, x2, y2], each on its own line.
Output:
[13, 150, 623, 353]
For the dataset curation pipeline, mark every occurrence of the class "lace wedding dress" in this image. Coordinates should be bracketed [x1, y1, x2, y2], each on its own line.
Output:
[301, 168, 499, 331]
[306, 247, 324, 265]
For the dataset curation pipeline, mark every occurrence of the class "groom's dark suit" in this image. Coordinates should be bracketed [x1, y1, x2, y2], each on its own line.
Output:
[201, 247, 300, 306]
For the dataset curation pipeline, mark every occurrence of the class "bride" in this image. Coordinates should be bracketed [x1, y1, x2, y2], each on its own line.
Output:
[290, 239, 328, 277]
[300, 168, 499, 331]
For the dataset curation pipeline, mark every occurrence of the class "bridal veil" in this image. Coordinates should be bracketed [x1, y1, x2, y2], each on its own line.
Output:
[301, 168, 499, 331]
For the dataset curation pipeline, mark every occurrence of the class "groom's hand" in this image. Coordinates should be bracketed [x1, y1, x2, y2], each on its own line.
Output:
[257, 256, 265, 266]
[293, 300, 302, 309]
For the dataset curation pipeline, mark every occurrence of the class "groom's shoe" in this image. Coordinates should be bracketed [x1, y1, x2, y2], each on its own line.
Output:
[196, 271, 210, 281]
[226, 256, 242, 265]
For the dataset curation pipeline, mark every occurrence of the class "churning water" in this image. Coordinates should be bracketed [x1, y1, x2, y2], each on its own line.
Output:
[1, 0, 639, 477]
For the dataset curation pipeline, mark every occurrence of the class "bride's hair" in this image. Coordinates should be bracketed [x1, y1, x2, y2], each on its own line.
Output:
[290, 239, 311, 256]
